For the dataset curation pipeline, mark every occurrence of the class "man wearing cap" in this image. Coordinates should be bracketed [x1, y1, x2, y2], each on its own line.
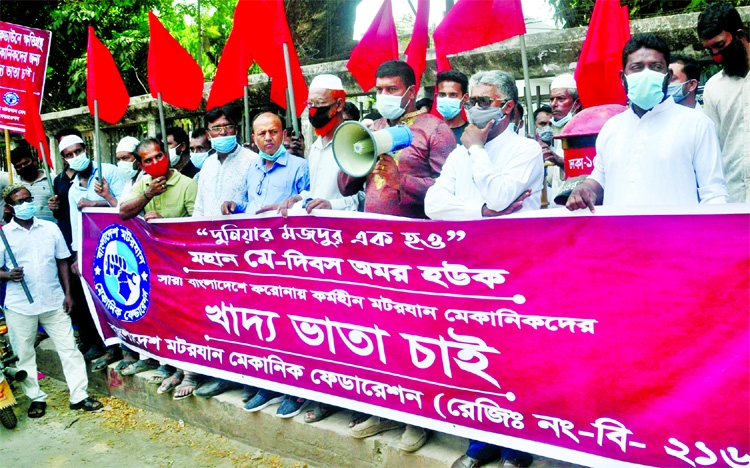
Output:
[0, 184, 103, 418]
[425, 70, 542, 220]
[114, 136, 143, 200]
[9, 145, 54, 222]
[567, 34, 728, 211]
[278, 74, 359, 215]
[338, 60, 456, 219]
[544, 73, 582, 206]
[697, 2, 750, 203]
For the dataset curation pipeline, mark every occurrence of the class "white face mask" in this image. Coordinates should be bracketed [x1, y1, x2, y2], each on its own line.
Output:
[190, 151, 209, 169]
[376, 86, 413, 120]
[117, 160, 138, 180]
[67, 152, 91, 172]
[168, 146, 181, 166]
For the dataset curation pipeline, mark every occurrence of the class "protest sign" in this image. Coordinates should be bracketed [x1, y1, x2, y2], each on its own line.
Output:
[80, 207, 749, 468]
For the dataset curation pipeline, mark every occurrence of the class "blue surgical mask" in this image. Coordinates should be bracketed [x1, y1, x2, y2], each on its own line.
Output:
[13, 201, 36, 221]
[551, 112, 573, 128]
[626, 69, 668, 110]
[190, 151, 209, 169]
[436, 97, 462, 119]
[259, 145, 286, 162]
[210, 135, 238, 154]
[376, 86, 413, 120]
[667, 81, 688, 103]
[117, 160, 138, 180]
[67, 152, 91, 172]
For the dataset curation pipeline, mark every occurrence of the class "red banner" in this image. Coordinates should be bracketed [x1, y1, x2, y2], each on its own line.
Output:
[80, 207, 750, 468]
[0, 21, 51, 133]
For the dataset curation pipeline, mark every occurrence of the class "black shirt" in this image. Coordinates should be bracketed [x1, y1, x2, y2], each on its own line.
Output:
[180, 161, 200, 179]
[53, 171, 74, 249]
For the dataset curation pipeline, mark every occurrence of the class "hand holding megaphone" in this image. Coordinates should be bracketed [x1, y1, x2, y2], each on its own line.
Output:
[333, 121, 413, 177]
[372, 154, 401, 191]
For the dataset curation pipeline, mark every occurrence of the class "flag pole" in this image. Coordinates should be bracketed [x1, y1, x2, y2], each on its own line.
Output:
[4, 130, 12, 184]
[0, 228, 33, 304]
[157, 92, 168, 155]
[94, 100, 102, 184]
[38, 144, 55, 195]
[282, 43, 298, 135]
[243, 85, 251, 144]
[285, 88, 292, 130]
[519, 34, 534, 136]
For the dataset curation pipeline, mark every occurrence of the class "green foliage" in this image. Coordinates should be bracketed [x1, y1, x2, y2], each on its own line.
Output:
[546, 0, 749, 28]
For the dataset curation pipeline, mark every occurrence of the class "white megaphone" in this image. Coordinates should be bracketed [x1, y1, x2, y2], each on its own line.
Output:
[332, 121, 413, 177]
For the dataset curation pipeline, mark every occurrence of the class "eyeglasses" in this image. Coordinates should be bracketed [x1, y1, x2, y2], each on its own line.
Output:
[256, 171, 267, 196]
[208, 124, 236, 134]
[465, 97, 506, 109]
[305, 100, 337, 108]
[10, 196, 33, 206]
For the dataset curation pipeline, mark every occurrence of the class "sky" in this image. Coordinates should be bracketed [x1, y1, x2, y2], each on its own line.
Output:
[353, 0, 558, 39]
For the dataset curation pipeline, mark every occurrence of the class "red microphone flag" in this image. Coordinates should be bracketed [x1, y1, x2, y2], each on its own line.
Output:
[346, 0, 398, 92]
[433, 0, 526, 72]
[405, 0, 430, 88]
[148, 11, 205, 110]
[575, 0, 630, 107]
[86, 27, 130, 124]
[23, 81, 52, 168]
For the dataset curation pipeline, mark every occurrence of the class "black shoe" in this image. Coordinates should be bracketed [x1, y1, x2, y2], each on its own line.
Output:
[194, 378, 240, 398]
[83, 344, 105, 361]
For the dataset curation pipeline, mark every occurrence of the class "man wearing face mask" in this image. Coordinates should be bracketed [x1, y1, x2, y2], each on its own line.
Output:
[544, 73, 582, 207]
[338, 60, 456, 219]
[10, 145, 54, 222]
[278, 74, 359, 215]
[425, 70, 543, 221]
[193, 106, 259, 217]
[188, 128, 211, 182]
[668, 55, 703, 111]
[114, 136, 142, 200]
[567, 33, 728, 212]
[436, 70, 470, 142]
[222, 112, 309, 216]
[162, 127, 200, 179]
[698, 2, 750, 203]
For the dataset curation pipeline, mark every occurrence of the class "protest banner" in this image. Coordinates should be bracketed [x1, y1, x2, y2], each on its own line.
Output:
[0, 21, 51, 133]
[80, 207, 749, 468]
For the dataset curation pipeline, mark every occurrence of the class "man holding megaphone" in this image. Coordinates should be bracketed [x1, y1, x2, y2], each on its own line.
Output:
[337, 60, 456, 220]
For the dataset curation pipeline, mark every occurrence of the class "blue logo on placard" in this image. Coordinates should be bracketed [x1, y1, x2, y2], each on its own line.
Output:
[3, 92, 19, 106]
[93, 224, 150, 322]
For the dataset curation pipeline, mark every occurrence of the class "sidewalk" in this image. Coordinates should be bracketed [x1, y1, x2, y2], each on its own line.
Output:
[37, 340, 585, 468]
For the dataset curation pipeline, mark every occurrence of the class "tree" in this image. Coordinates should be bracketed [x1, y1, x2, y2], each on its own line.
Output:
[546, 0, 748, 28]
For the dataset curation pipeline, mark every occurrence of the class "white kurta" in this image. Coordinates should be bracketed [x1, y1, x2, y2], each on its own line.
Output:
[425, 126, 543, 220]
[589, 97, 728, 206]
[703, 69, 750, 203]
[193, 145, 258, 217]
[297, 137, 358, 211]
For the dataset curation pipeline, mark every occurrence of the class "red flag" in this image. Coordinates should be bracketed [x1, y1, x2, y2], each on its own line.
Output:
[148, 11, 204, 110]
[207, 27, 252, 110]
[405, 0, 430, 88]
[433, 0, 526, 72]
[86, 27, 130, 124]
[23, 81, 52, 168]
[346, 0, 398, 92]
[575, 0, 630, 107]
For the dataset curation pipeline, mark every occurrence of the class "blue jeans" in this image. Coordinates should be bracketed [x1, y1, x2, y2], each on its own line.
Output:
[466, 440, 522, 462]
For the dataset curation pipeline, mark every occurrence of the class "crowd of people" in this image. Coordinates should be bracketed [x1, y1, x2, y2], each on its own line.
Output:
[0, 3, 747, 467]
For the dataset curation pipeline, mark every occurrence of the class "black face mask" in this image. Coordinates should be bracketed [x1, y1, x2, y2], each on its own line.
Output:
[721, 35, 750, 78]
[308, 104, 335, 129]
[18, 164, 38, 180]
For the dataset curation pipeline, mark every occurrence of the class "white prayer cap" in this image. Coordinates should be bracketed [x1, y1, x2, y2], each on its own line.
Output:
[116, 136, 140, 154]
[551, 73, 577, 91]
[309, 74, 344, 91]
[59, 135, 85, 153]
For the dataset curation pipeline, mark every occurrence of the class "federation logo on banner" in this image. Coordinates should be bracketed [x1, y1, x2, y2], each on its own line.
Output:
[93, 224, 151, 322]
[2, 92, 19, 106]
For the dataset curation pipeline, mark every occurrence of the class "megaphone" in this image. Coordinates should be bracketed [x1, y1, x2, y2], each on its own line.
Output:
[332, 121, 413, 177]
[3, 367, 27, 382]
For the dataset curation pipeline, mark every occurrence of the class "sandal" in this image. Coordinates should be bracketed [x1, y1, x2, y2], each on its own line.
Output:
[349, 411, 369, 428]
[28, 401, 46, 418]
[114, 354, 138, 372]
[91, 349, 120, 372]
[148, 365, 174, 385]
[173, 374, 199, 400]
[158, 370, 184, 394]
[120, 359, 158, 376]
[304, 403, 338, 423]
[69, 397, 103, 412]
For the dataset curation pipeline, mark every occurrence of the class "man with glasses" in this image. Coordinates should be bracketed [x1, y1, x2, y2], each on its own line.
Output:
[193, 105, 258, 217]
[697, 2, 750, 203]
[567, 34, 728, 211]
[425, 70, 543, 220]
[0, 184, 103, 418]
[338, 60, 455, 219]
[221, 112, 309, 216]
[278, 74, 359, 215]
